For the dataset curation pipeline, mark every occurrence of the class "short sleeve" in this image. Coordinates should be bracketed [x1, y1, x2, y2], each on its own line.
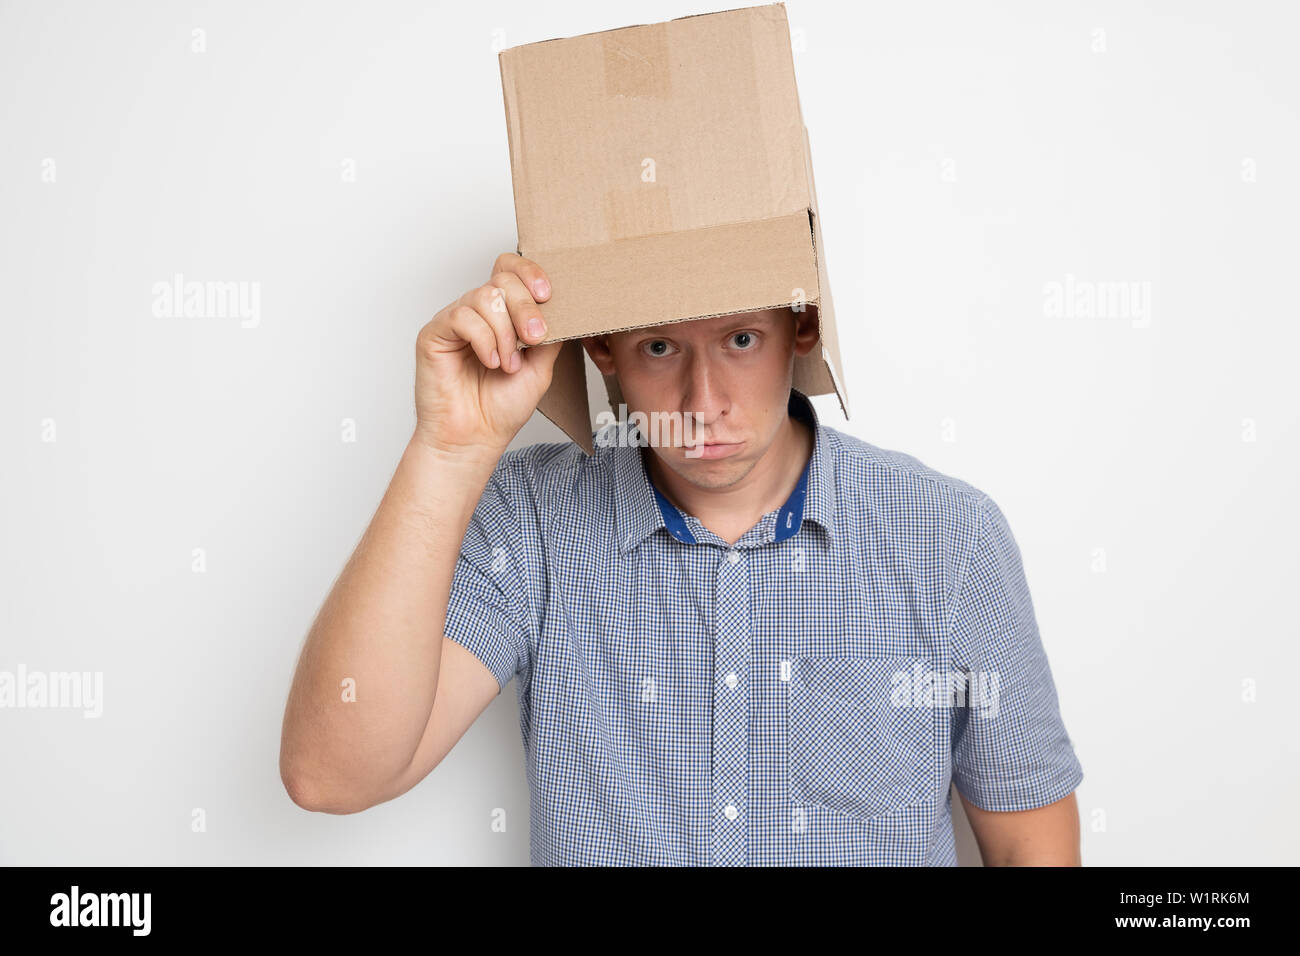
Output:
[442, 454, 538, 695]
[949, 495, 1084, 811]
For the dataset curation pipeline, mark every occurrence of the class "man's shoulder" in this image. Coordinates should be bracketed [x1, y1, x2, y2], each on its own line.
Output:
[494, 438, 587, 475]
[822, 425, 994, 528]
[488, 433, 618, 503]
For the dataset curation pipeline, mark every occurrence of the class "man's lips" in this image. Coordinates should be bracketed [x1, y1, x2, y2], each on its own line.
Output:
[687, 440, 744, 460]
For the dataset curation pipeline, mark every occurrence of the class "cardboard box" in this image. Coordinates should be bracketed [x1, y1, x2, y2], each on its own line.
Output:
[498, 2, 849, 453]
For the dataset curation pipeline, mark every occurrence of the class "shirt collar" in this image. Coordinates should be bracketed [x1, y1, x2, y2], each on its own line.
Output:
[610, 389, 836, 554]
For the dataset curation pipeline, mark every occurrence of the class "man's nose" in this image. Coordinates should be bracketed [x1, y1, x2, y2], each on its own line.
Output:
[682, 356, 727, 429]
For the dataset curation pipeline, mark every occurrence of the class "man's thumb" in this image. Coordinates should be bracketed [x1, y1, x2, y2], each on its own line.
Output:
[521, 341, 565, 388]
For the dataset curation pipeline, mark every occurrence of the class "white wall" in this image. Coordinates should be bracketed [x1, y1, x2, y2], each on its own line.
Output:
[1, 0, 1295, 865]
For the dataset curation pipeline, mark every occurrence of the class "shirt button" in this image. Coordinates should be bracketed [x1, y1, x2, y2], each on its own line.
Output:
[724, 805, 738, 820]
[727, 549, 741, 564]
[724, 672, 738, 689]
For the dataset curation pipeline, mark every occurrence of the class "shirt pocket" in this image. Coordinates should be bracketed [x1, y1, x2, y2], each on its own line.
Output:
[787, 655, 940, 820]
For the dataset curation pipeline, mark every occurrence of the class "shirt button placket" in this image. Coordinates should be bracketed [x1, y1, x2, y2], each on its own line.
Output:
[711, 547, 751, 866]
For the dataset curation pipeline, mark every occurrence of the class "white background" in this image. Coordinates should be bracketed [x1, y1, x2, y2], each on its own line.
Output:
[1, 0, 1296, 865]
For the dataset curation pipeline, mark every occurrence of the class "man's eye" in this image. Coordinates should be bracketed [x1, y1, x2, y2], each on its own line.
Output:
[643, 340, 676, 357]
[731, 331, 757, 350]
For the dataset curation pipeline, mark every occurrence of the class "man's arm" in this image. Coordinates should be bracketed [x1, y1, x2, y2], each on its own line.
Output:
[949, 494, 1086, 863]
[278, 254, 560, 814]
[279, 440, 501, 815]
[958, 789, 1082, 866]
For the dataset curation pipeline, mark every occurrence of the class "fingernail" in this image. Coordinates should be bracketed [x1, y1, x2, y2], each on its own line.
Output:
[528, 317, 546, 338]
[490, 348, 499, 368]
[534, 279, 550, 298]
[510, 349, 521, 372]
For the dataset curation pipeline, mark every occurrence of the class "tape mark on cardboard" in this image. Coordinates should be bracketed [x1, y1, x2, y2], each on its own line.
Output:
[602, 25, 672, 99]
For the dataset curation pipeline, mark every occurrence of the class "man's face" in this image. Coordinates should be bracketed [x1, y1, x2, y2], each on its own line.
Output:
[583, 307, 820, 490]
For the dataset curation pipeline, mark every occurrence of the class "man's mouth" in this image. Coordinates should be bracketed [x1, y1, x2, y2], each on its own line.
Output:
[688, 441, 744, 460]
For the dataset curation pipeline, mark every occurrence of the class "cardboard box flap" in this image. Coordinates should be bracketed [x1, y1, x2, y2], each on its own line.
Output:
[802, 122, 851, 422]
[520, 211, 818, 342]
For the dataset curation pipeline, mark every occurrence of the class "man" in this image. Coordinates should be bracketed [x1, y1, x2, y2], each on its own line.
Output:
[279, 253, 1085, 866]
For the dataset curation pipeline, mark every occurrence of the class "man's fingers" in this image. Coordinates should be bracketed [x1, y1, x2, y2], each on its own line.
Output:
[424, 255, 552, 377]
[467, 283, 522, 370]
[480, 272, 548, 347]
[491, 253, 551, 303]
[516, 340, 564, 390]
[444, 305, 501, 370]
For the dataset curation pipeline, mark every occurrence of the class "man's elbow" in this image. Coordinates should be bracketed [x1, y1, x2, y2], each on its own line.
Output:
[280, 756, 376, 815]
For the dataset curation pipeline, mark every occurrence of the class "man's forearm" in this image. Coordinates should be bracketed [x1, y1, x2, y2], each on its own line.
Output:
[279, 435, 501, 810]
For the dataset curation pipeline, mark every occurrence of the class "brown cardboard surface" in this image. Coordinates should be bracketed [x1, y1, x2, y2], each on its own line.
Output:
[498, 2, 849, 452]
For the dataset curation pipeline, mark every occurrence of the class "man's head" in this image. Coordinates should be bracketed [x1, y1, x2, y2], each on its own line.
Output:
[582, 307, 820, 490]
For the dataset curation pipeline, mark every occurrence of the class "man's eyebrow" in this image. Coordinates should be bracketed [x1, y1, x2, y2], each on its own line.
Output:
[719, 313, 778, 332]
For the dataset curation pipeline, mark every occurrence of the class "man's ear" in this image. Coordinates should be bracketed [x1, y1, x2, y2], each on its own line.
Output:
[583, 334, 616, 375]
[792, 306, 820, 358]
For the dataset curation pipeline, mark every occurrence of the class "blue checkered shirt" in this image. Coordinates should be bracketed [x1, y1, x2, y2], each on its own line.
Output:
[443, 389, 1084, 865]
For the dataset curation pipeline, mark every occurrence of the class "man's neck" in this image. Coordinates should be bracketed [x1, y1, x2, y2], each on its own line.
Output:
[645, 406, 814, 547]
